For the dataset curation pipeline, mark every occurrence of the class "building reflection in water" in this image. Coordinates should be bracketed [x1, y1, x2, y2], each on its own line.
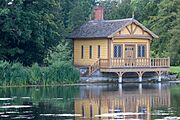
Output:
[75, 83, 170, 120]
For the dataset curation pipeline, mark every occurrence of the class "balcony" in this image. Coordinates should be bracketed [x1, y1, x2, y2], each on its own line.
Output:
[99, 58, 170, 68]
[88, 58, 170, 76]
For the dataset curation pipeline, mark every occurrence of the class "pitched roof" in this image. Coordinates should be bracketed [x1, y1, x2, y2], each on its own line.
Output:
[69, 18, 158, 39]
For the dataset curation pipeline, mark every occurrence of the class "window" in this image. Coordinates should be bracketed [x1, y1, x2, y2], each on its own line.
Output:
[114, 45, 122, 58]
[118, 45, 121, 57]
[114, 46, 117, 57]
[138, 46, 141, 57]
[138, 45, 146, 57]
[142, 46, 145, 57]
[89, 45, 92, 59]
[81, 45, 84, 59]
[98, 45, 100, 58]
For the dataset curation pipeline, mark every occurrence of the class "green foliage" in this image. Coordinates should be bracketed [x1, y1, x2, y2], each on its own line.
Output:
[47, 61, 79, 84]
[170, 66, 180, 73]
[102, 0, 133, 20]
[0, 61, 79, 86]
[9, 63, 29, 85]
[67, 0, 94, 31]
[169, 10, 180, 66]
[0, 0, 64, 65]
[45, 40, 72, 64]
[170, 66, 180, 78]
[149, 0, 180, 65]
[0, 61, 11, 85]
[131, 0, 162, 25]
[29, 63, 42, 85]
[0, 0, 95, 66]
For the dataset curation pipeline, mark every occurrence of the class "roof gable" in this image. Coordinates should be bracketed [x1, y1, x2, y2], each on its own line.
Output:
[69, 18, 158, 39]
[108, 19, 158, 38]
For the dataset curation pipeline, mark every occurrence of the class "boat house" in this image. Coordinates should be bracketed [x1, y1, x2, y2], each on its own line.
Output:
[69, 6, 170, 82]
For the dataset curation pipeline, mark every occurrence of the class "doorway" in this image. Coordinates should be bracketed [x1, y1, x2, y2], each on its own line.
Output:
[125, 45, 136, 66]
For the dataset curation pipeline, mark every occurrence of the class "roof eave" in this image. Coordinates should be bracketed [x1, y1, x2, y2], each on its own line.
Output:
[68, 37, 109, 39]
[132, 19, 159, 39]
[108, 19, 133, 38]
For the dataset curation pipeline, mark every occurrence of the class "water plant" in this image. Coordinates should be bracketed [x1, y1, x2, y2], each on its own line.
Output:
[0, 61, 80, 86]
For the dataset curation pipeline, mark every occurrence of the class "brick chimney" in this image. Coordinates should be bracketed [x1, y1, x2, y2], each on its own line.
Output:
[94, 6, 104, 20]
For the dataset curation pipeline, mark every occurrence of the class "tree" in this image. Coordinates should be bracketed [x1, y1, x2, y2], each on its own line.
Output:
[0, 0, 64, 65]
[66, 0, 95, 32]
[131, 0, 162, 26]
[150, 0, 180, 60]
[169, 10, 180, 65]
[44, 40, 72, 64]
[101, 0, 133, 20]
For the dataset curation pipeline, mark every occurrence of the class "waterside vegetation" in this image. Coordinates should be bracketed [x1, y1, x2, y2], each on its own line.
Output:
[170, 66, 180, 78]
[0, 61, 79, 86]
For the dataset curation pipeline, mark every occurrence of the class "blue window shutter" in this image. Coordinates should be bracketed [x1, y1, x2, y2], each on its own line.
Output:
[118, 45, 121, 57]
[138, 46, 141, 57]
[114, 46, 117, 57]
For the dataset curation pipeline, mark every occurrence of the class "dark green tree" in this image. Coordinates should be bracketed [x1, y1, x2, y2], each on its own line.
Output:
[131, 0, 162, 26]
[150, 0, 180, 59]
[0, 0, 64, 65]
[102, 0, 133, 20]
[169, 10, 180, 65]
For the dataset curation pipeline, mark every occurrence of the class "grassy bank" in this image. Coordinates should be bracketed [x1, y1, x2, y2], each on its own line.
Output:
[170, 66, 180, 78]
[0, 61, 80, 86]
[170, 66, 180, 73]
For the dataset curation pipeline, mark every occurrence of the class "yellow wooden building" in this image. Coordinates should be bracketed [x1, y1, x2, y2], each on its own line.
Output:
[69, 6, 170, 82]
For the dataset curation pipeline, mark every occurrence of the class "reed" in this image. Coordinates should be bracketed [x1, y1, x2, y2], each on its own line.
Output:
[0, 61, 80, 86]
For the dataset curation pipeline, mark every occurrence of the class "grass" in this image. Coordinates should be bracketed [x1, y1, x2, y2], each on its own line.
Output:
[170, 66, 180, 73]
[170, 66, 180, 78]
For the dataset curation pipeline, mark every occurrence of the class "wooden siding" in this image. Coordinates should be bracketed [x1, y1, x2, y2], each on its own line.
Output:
[111, 23, 151, 60]
[74, 39, 108, 66]
[111, 38, 150, 59]
[115, 23, 152, 39]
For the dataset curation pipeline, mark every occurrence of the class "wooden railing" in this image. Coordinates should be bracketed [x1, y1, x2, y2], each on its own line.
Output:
[88, 57, 170, 75]
[99, 58, 170, 68]
[88, 59, 100, 75]
[150, 58, 170, 67]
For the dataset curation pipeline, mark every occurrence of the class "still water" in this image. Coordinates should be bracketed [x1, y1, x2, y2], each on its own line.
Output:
[0, 83, 180, 120]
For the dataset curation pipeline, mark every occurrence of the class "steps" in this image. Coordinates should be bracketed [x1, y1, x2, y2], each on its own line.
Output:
[88, 59, 100, 76]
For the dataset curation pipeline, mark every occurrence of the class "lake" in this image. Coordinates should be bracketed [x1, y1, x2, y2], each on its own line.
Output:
[0, 83, 180, 120]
